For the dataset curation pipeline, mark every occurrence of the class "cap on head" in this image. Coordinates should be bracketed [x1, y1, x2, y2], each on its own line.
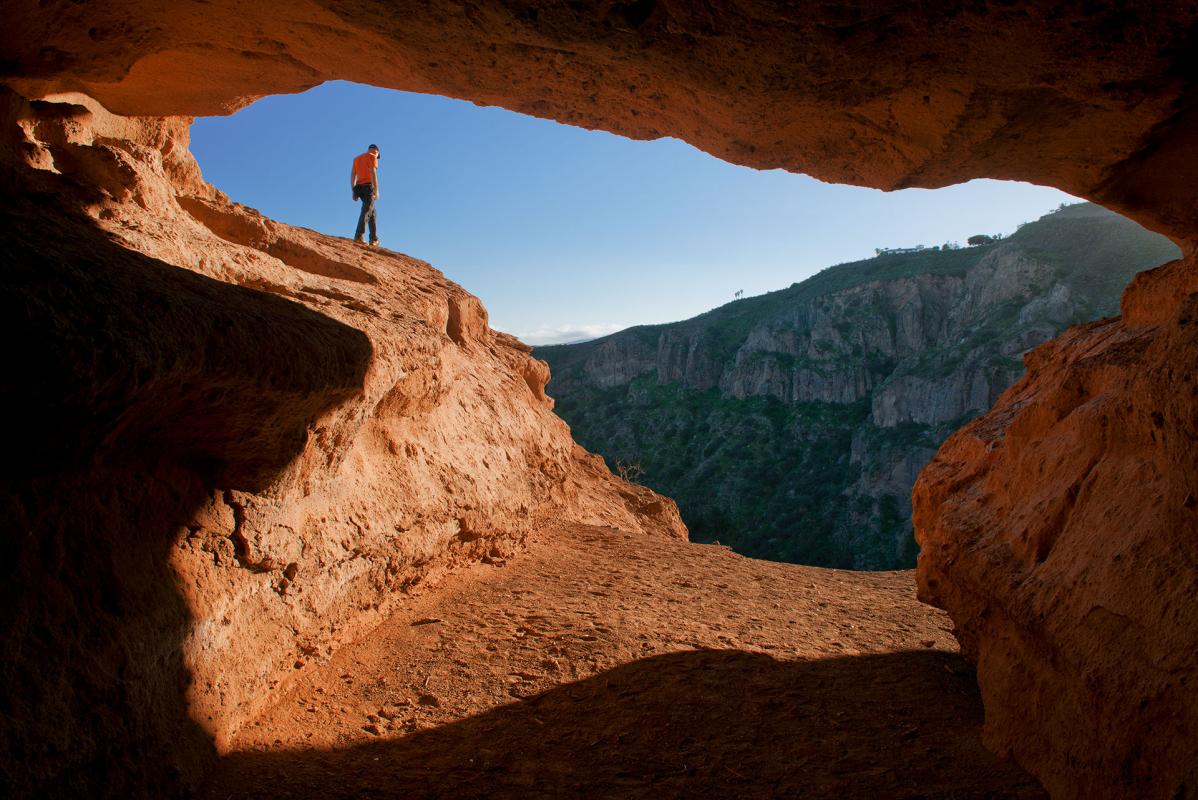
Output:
[368, 144, 379, 153]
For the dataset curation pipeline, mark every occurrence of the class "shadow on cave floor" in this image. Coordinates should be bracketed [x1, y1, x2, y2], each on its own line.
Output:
[197, 523, 1047, 799]
[0, 168, 371, 798]
[205, 648, 1046, 799]
[0, 142, 1042, 799]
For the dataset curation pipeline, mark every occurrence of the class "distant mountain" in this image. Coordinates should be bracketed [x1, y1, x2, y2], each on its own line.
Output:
[537, 203, 1181, 569]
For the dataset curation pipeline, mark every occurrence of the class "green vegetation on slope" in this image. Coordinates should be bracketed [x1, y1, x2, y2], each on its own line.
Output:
[1007, 204, 1180, 318]
[540, 203, 1182, 569]
[557, 378, 875, 567]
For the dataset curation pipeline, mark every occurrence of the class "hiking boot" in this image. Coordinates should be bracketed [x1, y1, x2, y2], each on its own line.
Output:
[353, 235, 364, 244]
[369, 240, 380, 247]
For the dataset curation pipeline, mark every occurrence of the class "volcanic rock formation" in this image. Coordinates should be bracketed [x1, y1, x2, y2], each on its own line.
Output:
[0, 89, 683, 796]
[6, 1, 1198, 240]
[913, 255, 1198, 798]
[4, 2, 1198, 798]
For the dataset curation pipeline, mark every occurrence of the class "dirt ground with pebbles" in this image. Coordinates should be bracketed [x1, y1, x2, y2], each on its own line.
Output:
[203, 524, 1045, 799]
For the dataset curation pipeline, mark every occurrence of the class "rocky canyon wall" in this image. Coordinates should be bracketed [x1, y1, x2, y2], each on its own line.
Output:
[540, 205, 1180, 571]
[4, 2, 1198, 798]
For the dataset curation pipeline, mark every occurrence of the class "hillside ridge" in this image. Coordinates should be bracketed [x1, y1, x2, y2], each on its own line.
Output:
[538, 203, 1180, 568]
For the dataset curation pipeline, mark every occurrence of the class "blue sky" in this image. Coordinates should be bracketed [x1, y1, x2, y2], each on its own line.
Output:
[190, 81, 1077, 344]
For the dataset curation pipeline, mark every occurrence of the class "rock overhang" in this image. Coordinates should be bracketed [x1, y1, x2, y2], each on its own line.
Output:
[4, 3, 1198, 799]
[5, 1, 1198, 241]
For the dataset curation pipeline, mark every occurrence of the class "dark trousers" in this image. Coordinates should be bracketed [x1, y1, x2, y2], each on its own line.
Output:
[354, 183, 377, 241]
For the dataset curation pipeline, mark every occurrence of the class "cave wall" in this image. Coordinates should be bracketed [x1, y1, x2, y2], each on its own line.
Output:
[4, 2, 1198, 798]
[914, 250, 1198, 799]
[7, 0, 1198, 240]
[0, 89, 684, 797]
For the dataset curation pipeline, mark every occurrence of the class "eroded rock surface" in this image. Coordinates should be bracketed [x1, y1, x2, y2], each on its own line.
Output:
[6, 1, 1198, 240]
[206, 523, 1046, 800]
[0, 89, 683, 797]
[914, 252, 1198, 800]
[3, 3, 1198, 798]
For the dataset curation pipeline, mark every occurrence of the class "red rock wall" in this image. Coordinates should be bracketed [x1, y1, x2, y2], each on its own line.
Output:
[4, 2, 1198, 797]
[4, 1, 1198, 240]
[0, 89, 683, 796]
[914, 252, 1198, 799]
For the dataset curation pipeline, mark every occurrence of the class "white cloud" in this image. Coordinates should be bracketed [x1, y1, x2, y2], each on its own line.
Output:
[512, 323, 627, 346]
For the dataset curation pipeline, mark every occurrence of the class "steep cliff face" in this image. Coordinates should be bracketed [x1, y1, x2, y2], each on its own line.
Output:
[0, 89, 683, 797]
[541, 205, 1178, 568]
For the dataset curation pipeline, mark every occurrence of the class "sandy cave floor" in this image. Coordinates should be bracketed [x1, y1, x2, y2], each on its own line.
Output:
[202, 524, 1046, 799]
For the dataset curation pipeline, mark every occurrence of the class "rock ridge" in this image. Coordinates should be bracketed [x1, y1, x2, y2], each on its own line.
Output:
[540, 206, 1178, 570]
[0, 88, 683, 797]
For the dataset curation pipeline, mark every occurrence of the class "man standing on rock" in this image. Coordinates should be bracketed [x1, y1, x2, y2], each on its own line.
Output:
[351, 144, 381, 246]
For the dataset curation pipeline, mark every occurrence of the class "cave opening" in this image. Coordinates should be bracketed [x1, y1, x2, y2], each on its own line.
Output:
[4, 3, 1198, 798]
[183, 80, 1182, 574]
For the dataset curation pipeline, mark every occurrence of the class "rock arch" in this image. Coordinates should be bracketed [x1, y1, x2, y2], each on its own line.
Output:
[3, 3, 1197, 798]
